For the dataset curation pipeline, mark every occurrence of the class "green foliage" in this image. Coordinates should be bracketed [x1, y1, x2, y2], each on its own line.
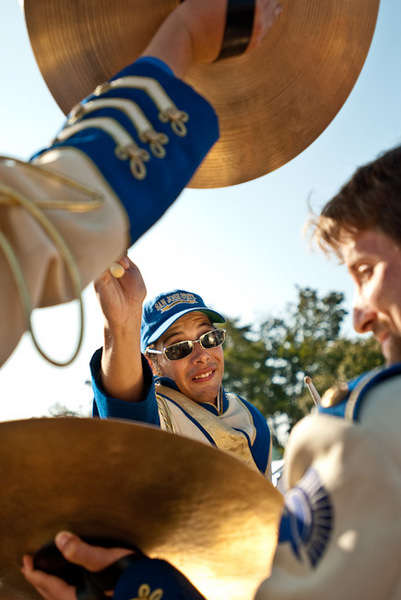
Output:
[223, 318, 275, 413]
[223, 287, 384, 444]
[47, 402, 81, 417]
[47, 401, 91, 418]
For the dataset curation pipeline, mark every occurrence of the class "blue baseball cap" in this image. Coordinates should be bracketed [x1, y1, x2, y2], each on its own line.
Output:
[141, 289, 225, 352]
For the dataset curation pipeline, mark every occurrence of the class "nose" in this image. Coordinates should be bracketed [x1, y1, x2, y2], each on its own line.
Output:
[191, 340, 209, 362]
[353, 299, 376, 334]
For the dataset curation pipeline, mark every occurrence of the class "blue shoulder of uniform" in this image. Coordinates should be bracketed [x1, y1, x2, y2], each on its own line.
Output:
[318, 363, 401, 422]
[31, 56, 219, 246]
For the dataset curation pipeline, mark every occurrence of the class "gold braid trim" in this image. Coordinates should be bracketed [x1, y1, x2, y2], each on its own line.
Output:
[155, 392, 175, 433]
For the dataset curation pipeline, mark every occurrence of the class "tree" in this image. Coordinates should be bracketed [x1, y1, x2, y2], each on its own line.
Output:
[46, 402, 90, 418]
[223, 287, 384, 446]
[223, 318, 275, 410]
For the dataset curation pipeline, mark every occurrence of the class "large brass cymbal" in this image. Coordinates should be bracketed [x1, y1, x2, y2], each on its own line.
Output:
[0, 418, 283, 600]
[24, 0, 379, 188]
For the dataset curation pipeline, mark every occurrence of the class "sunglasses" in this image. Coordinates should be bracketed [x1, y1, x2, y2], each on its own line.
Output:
[146, 328, 226, 361]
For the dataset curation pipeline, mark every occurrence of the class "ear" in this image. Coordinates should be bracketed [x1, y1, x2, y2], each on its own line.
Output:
[145, 352, 162, 376]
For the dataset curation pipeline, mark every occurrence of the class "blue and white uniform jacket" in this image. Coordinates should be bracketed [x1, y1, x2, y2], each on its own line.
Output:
[104, 363, 401, 600]
[0, 56, 218, 365]
[90, 348, 272, 478]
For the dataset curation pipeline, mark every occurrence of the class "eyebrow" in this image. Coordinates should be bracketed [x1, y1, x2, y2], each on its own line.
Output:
[162, 329, 185, 345]
[162, 320, 212, 345]
[348, 249, 377, 266]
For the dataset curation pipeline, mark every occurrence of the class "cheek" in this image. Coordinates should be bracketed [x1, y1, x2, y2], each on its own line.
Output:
[159, 357, 175, 379]
[385, 269, 401, 323]
[212, 346, 224, 367]
[360, 270, 386, 310]
[162, 359, 187, 383]
[373, 266, 397, 309]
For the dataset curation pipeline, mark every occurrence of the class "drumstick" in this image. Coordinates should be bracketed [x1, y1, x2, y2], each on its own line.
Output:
[109, 262, 125, 278]
[304, 375, 321, 406]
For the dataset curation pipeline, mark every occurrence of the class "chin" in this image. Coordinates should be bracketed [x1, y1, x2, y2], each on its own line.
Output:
[382, 338, 401, 366]
[190, 386, 219, 404]
[385, 355, 401, 367]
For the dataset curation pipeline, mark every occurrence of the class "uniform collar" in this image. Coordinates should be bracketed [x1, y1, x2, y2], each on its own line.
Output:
[156, 377, 228, 415]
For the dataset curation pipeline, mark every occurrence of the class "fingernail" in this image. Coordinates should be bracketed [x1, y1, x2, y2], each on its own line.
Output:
[110, 262, 125, 278]
[55, 531, 74, 550]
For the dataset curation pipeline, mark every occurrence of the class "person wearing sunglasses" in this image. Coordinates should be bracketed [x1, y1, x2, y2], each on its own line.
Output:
[90, 257, 272, 478]
[24, 147, 401, 600]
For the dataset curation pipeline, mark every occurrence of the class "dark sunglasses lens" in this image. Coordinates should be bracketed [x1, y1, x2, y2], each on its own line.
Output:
[201, 329, 225, 348]
[165, 341, 193, 360]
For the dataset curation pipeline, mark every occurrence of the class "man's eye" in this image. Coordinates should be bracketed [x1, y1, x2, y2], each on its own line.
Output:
[167, 340, 184, 347]
[356, 264, 373, 279]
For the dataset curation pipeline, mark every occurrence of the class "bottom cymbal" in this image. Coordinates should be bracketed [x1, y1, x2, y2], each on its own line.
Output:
[0, 418, 283, 600]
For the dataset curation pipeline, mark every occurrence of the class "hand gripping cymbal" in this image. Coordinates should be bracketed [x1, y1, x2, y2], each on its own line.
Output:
[24, 0, 379, 187]
[0, 418, 283, 600]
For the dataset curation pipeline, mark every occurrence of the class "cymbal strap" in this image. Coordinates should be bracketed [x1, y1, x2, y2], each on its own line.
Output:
[216, 0, 256, 60]
[88, 553, 144, 592]
[33, 539, 144, 600]
[76, 573, 108, 600]
[76, 555, 142, 600]
[179, 0, 255, 60]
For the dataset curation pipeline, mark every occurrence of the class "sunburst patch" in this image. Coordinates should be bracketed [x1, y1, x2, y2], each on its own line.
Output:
[281, 467, 333, 568]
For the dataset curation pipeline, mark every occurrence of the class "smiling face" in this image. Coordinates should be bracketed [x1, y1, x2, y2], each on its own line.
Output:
[154, 311, 224, 404]
[340, 228, 401, 365]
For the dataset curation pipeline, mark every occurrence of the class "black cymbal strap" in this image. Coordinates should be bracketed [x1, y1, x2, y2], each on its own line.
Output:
[179, 0, 256, 60]
[76, 555, 142, 600]
[217, 0, 256, 60]
[33, 537, 143, 600]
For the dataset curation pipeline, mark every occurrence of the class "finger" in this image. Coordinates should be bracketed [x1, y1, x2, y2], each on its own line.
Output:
[124, 255, 136, 268]
[249, 0, 282, 50]
[31, 584, 53, 600]
[95, 256, 131, 290]
[55, 531, 132, 572]
[122, 257, 145, 282]
[21, 555, 76, 600]
[22, 554, 34, 570]
[109, 262, 126, 278]
[120, 255, 130, 268]
[109, 255, 130, 279]
[94, 268, 113, 290]
[112, 257, 143, 286]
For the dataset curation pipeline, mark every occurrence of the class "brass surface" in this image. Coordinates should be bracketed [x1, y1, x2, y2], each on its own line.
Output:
[321, 382, 349, 408]
[0, 418, 283, 600]
[24, 0, 379, 187]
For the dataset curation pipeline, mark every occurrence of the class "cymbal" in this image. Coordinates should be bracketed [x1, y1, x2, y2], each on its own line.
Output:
[0, 418, 283, 600]
[24, 0, 379, 188]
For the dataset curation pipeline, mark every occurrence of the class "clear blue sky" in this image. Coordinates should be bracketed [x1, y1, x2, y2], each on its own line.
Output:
[1, 0, 400, 420]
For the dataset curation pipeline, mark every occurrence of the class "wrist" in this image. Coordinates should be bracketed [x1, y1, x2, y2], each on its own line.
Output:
[103, 321, 141, 349]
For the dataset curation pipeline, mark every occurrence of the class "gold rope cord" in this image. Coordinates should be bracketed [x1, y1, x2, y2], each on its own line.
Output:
[0, 156, 100, 366]
[0, 155, 103, 211]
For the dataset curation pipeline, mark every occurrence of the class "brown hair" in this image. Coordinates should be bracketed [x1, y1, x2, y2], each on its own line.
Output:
[309, 145, 401, 260]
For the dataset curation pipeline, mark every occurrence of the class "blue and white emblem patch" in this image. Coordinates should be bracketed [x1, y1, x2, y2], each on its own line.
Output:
[279, 467, 333, 568]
